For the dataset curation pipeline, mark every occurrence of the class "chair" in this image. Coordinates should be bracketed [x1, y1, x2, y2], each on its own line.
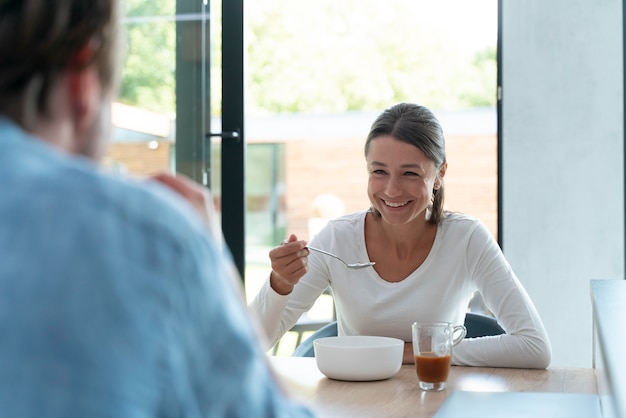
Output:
[292, 312, 505, 357]
[292, 321, 338, 357]
[464, 312, 505, 338]
[271, 287, 336, 355]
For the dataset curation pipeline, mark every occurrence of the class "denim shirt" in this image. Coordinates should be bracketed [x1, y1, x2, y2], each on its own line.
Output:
[0, 118, 312, 418]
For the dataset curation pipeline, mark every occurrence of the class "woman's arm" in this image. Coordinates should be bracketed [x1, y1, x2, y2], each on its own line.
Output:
[249, 234, 333, 350]
[453, 222, 551, 369]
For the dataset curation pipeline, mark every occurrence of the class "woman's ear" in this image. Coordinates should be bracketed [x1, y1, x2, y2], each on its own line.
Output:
[439, 162, 448, 179]
[435, 162, 448, 189]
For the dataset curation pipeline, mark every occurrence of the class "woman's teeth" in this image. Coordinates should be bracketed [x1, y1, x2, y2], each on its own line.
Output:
[384, 200, 409, 208]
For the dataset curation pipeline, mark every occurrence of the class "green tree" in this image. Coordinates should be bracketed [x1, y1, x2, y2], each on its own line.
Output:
[459, 47, 497, 108]
[117, 0, 496, 115]
[119, 0, 176, 114]
[246, 0, 497, 113]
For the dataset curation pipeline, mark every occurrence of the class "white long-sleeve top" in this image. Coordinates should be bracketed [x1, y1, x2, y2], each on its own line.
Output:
[250, 210, 551, 368]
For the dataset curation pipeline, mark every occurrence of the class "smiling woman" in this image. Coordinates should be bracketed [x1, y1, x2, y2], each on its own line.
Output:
[250, 103, 551, 370]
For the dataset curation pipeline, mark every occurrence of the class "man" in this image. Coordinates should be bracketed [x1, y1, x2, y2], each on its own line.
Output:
[0, 1, 312, 416]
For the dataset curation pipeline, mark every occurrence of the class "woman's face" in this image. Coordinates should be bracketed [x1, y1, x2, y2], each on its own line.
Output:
[366, 135, 444, 226]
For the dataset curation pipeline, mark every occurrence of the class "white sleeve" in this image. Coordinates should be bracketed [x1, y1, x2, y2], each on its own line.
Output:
[248, 236, 333, 349]
[249, 266, 328, 349]
[452, 222, 552, 369]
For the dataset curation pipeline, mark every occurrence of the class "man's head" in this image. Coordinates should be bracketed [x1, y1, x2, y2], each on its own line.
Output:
[0, 0, 120, 160]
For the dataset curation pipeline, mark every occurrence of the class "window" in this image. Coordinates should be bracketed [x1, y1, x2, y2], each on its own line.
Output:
[244, 0, 498, 352]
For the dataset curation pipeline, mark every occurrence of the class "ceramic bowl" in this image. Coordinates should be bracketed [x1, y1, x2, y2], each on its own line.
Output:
[313, 336, 404, 381]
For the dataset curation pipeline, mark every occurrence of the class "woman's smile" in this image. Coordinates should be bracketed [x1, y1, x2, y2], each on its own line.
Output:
[382, 199, 412, 208]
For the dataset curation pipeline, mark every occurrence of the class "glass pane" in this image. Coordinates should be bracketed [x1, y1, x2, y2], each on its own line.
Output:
[107, 1, 211, 183]
[209, 0, 223, 229]
[107, 2, 174, 175]
[244, 0, 498, 353]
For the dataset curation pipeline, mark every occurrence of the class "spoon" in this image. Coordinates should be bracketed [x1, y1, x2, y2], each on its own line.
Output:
[306, 246, 375, 269]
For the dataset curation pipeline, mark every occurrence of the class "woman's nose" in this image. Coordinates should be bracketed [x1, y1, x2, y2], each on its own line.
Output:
[385, 176, 402, 196]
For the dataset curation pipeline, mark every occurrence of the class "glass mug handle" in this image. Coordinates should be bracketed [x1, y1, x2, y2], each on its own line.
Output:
[452, 325, 467, 346]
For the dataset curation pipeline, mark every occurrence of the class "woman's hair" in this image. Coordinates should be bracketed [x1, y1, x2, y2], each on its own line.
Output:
[364, 103, 447, 225]
[0, 0, 120, 128]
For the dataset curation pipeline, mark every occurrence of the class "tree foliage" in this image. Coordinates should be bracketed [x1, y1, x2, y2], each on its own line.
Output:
[118, 0, 497, 115]
[119, 0, 176, 114]
[246, 0, 497, 114]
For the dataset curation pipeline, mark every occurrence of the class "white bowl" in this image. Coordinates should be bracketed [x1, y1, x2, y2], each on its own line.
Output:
[313, 336, 405, 381]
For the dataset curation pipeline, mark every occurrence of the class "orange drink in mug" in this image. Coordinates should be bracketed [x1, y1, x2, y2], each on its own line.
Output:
[412, 322, 466, 391]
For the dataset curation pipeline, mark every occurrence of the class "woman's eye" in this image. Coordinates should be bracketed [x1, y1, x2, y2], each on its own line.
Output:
[372, 169, 386, 175]
[404, 171, 419, 176]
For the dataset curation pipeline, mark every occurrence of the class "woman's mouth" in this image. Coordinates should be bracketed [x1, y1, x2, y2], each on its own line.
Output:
[382, 199, 411, 208]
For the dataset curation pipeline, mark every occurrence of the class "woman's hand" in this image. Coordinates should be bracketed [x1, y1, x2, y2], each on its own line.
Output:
[269, 234, 309, 295]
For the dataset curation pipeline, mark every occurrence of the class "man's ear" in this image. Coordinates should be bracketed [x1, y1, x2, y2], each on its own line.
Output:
[67, 40, 102, 140]
[68, 66, 100, 138]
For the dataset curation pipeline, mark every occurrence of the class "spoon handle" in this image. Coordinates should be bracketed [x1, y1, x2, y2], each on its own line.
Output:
[306, 246, 346, 266]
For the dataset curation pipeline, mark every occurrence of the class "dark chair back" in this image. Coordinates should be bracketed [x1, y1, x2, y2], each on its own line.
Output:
[292, 321, 338, 357]
[463, 312, 505, 338]
[292, 313, 505, 357]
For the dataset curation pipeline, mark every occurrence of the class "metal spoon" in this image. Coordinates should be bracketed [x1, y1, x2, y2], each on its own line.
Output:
[306, 246, 375, 269]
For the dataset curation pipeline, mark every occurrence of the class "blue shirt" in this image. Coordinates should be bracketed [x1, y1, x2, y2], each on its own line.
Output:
[0, 118, 313, 418]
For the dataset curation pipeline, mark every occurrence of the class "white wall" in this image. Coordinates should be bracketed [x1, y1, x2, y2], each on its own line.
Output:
[501, 0, 624, 367]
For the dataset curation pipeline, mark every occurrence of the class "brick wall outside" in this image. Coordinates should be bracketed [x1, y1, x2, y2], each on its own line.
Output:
[106, 141, 171, 176]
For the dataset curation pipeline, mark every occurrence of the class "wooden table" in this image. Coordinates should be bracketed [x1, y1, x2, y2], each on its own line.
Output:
[270, 356, 598, 417]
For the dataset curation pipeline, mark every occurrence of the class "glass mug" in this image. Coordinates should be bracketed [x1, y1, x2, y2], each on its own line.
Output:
[412, 322, 467, 391]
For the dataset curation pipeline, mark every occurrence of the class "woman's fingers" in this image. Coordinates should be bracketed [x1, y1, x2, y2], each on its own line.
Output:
[269, 236, 309, 294]
[274, 252, 308, 277]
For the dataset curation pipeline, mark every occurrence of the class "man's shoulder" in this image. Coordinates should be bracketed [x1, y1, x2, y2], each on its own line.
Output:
[5, 140, 206, 250]
[73, 170, 208, 249]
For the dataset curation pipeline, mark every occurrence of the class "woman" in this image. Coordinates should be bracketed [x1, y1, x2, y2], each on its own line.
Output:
[251, 103, 551, 368]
